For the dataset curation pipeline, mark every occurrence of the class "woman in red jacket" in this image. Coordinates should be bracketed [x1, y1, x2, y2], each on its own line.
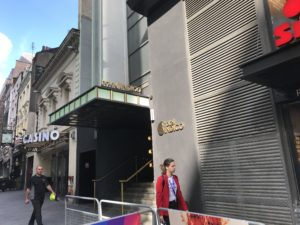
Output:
[156, 158, 188, 225]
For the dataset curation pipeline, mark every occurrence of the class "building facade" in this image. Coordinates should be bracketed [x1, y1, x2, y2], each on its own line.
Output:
[24, 29, 79, 196]
[0, 55, 32, 182]
[126, 0, 300, 224]
[37, 0, 300, 224]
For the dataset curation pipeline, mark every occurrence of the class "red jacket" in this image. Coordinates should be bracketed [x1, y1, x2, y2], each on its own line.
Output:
[156, 174, 188, 215]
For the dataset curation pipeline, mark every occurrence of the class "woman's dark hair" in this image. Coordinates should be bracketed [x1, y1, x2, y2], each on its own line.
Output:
[160, 158, 174, 175]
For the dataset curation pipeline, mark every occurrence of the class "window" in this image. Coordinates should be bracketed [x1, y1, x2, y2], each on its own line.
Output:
[267, 0, 300, 46]
[35, 66, 45, 79]
[267, 0, 289, 28]
[52, 99, 56, 112]
[64, 88, 69, 103]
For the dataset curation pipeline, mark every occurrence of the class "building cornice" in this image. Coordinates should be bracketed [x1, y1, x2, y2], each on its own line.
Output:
[33, 28, 79, 90]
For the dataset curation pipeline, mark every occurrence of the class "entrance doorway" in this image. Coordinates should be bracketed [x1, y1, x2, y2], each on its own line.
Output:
[284, 102, 300, 193]
[79, 150, 96, 197]
[51, 150, 69, 196]
[25, 156, 33, 188]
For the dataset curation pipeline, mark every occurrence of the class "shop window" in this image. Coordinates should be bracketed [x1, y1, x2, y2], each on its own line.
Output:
[267, 0, 289, 27]
[267, 0, 300, 46]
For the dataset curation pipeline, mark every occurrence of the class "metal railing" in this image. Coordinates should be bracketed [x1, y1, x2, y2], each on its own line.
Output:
[99, 199, 157, 225]
[65, 195, 266, 225]
[119, 159, 152, 213]
[65, 195, 101, 225]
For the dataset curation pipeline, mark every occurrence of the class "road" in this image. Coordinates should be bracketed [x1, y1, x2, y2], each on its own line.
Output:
[0, 190, 65, 225]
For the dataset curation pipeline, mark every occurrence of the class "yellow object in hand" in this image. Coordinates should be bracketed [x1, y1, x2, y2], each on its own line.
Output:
[50, 193, 56, 201]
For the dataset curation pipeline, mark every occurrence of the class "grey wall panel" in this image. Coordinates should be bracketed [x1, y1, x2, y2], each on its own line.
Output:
[127, 11, 150, 89]
[148, 1, 201, 210]
[128, 17, 148, 55]
[128, 44, 150, 82]
[128, 11, 143, 29]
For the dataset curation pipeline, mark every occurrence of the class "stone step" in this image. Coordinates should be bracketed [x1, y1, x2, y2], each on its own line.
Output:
[101, 182, 156, 223]
[124, 192, 155, 200]
[128, 182, 154, 188]
[125, 186, 155, 194]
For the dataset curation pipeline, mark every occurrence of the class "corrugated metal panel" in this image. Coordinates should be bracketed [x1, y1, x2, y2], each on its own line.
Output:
[204, 201, 292, 225]
[199, 134, 289, 201]
[187, 0, 256, 55]
[185, 0, 293, 224]
[195, 84, 275, 143]
[185, 0, 214, 19]
[297, 211, 300, 225]
[191, 26, 263, 98]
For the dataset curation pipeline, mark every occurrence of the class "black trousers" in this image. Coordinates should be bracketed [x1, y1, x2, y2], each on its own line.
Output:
[163, 201, 178, 225]
[28, 199, 44, 225]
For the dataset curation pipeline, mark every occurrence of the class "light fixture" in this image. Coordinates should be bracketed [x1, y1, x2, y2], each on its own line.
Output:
[149, 163, 153, 168]
[147, 136, 152, 141]
[148, 149, 152, 155]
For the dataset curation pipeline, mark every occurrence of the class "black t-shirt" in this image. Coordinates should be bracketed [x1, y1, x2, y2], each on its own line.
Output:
[27, 175, 49, 200]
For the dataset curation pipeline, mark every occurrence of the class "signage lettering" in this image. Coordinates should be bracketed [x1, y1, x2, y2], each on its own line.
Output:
[274, 0, 300, 47]
[23, 130, 60, 144]
[102, 80, 142, 94]
[157, 120, 184, 136]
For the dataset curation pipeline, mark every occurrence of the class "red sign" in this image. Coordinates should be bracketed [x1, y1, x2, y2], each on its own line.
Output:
[274, 0, 300, 47]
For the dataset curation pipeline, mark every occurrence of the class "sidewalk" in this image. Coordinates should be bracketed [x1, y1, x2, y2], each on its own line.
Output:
[0, 190, 65, 225]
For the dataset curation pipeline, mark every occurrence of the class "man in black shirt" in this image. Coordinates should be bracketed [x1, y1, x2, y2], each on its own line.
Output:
[25, 165, 55, 225]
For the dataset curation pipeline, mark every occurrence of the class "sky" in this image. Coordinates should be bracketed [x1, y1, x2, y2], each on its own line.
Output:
[0, 0, 78, 90]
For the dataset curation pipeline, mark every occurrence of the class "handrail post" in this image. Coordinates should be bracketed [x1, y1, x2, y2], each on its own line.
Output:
[93, 180, 96, 210]
[120, 182, 124, 214]
[135, 156, 138, 182]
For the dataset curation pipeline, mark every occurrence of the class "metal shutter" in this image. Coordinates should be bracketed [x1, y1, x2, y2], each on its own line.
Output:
[185, 0, 293, 224]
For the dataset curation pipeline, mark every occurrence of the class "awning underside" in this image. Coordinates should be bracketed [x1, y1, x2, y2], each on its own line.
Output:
[241, 41, 300, 90]
[49, 86, 151, 129]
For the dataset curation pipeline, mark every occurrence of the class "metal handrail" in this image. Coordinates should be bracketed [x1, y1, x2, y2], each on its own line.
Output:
[93, 157, 133, 183]
[119, 160, 152, 183]
[119, 160, 153, 213]
[92, 156, 139, 205]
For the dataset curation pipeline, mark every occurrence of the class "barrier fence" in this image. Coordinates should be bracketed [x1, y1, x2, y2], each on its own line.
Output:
[65, 195, 101, 225]
[157, 208, 265, 225]
[66, 195, 265, 225]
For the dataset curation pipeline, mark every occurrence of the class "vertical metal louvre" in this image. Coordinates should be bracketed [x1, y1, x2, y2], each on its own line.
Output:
[184, 0, 293, 224]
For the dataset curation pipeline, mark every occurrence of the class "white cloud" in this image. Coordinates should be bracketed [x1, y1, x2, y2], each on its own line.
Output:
[0, 32, 13, 90]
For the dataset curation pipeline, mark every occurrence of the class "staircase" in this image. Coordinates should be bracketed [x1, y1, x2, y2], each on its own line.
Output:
[101, 182, 156, 224]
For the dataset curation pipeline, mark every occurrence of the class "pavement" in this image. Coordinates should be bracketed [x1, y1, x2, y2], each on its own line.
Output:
[0, 190, 65, 225]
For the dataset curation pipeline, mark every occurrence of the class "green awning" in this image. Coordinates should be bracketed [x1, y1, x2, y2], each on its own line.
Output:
[49, 86, 151, 129]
